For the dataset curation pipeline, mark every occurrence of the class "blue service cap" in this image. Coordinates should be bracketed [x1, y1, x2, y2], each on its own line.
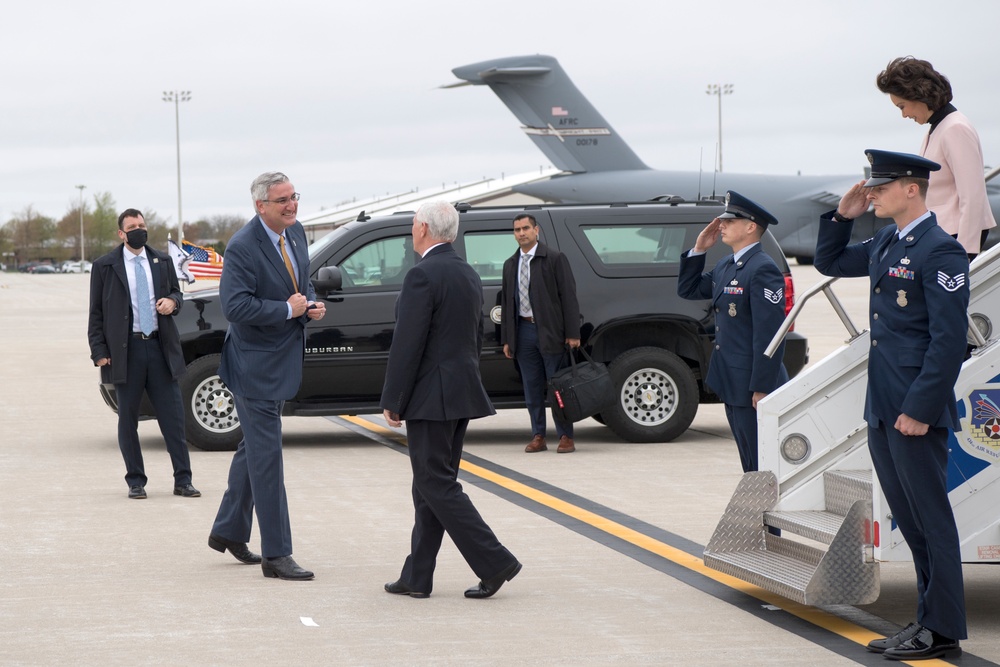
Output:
[717, 190, 779, 227]
[864, 149, 941, 187]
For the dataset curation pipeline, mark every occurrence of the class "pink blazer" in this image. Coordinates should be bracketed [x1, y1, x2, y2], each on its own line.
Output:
[920, 110, 996, 253]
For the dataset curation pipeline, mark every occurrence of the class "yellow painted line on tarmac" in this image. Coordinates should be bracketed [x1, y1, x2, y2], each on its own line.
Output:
[343, 415, 952, 666]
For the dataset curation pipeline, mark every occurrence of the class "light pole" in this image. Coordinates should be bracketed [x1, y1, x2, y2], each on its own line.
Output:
[75, 184, 86, 261]
[705, 83, 734, 172]
[162, 90, 191, 243]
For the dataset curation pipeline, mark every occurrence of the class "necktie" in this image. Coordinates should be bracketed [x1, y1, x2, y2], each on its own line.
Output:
[518, 254, 531, 315]
[279, 235, 299, 292]
[881, 233, 899, 261]
[134, 256, 155, 336]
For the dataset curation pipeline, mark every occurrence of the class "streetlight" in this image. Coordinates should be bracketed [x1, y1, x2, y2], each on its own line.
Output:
[705, 83, 734, 172]
[75, 184, 86, 261]
[162, 90, 191, 243]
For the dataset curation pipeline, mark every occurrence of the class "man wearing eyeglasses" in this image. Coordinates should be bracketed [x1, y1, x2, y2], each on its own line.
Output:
[207, 172, 327, 581]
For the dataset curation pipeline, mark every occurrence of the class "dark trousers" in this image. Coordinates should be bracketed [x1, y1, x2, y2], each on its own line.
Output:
[868, 422, 967, 640]
[211, 395, 292, 558]
[515, 320, 572, 440]
[724, 403, 758, 473]
[114, 336, 192, 488]
[397, 418, 515, 594]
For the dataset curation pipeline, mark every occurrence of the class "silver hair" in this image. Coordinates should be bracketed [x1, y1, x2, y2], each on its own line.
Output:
[415, 201, 459, 242]
[250, 172, 289, 205]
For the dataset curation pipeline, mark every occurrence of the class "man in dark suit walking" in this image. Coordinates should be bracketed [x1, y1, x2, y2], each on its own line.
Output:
[88, 208, 199, 500]
[500, 214, 581, 454]
[677, 191, 789, 473]
[207, 172, 326, 580]
[815, 150, 968, 661]
[381, 201, 521, 599]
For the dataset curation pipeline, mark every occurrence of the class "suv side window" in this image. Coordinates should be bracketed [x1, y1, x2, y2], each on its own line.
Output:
[464, 231, 511, 283]
[338, 236, 414, 288]
[580, 225, 688, 265]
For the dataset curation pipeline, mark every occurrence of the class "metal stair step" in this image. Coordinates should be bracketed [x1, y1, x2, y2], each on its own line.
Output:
[824, 469, 872, 516]
[764, 510, 845, 545]
[704, 548, 816, 605]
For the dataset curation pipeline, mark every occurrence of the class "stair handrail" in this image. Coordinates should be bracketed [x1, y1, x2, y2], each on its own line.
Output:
[764, 276, 862, 358]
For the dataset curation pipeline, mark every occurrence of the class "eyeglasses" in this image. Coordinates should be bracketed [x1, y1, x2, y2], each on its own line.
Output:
[262, 193, 301, 205]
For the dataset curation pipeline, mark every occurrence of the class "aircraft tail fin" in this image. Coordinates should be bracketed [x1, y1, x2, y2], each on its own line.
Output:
[449, 55, 649, 173]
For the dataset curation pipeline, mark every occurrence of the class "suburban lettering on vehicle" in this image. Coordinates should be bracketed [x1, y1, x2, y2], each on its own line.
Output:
[306, 347, 355, 354]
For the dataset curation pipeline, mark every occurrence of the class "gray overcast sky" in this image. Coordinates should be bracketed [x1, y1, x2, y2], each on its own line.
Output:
[3, 0, 998, 228]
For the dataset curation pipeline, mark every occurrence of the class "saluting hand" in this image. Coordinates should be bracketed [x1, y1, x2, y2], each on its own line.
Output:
[694, 218, 722, 253]
[836, 180, 871, 220]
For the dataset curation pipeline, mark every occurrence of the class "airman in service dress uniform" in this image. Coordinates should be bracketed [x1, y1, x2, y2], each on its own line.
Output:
[815, 150, 968, 661]
[678, 191, 789, 473]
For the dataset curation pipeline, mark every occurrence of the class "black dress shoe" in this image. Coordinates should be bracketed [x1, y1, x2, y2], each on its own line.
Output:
[208, 534, 262, 565]
[384, 579, 429, 599]
[128, 485, 147, 499]
[261, 556, 314, 581]
[883, 626, 961, 661]
[464, 560, 522, 599]
[866, 622, 921, 653]
[173, 483, 201, 498]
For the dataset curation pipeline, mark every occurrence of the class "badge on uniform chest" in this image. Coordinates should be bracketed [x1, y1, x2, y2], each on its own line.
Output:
[728, 303, 737, 317]
[897, 290, 908, 307]
[723, 286, 743, 295]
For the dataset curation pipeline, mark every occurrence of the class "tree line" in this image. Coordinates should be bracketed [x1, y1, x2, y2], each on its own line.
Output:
[0, 192, 246, 269]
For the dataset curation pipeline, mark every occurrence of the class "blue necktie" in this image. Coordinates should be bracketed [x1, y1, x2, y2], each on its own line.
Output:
[135, 256, 155, 336]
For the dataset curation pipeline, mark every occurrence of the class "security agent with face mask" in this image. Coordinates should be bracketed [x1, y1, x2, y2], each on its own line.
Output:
[88, 208, 199, 501]
[677, 191, 789, 473]
[815, 150, 968, 661]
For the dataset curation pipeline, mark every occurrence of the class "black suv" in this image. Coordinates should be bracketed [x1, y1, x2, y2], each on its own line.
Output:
[99, 200, 808, 450]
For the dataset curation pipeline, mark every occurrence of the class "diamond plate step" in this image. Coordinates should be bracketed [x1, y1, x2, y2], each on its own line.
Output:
[764, 510, 844, 545]
[704, 549, 814, 605]
[704, 471, 879, 606]
[824, 469, 872, 516]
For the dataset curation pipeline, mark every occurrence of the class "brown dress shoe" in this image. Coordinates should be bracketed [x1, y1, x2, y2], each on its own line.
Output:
[524, 435, 547, 453]
[557, 436, 576, 453]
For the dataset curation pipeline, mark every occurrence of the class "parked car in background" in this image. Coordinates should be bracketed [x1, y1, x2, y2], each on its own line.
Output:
[31, 264, 56, 274]
[61, 261, 92, 273]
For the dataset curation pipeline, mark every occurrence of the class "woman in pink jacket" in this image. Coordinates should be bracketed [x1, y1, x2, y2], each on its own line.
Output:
[876, 56, 996, 259]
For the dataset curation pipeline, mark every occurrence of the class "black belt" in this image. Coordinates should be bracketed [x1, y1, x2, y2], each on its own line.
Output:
[519, 316, 535, 323]
[132, 331, 159, 339]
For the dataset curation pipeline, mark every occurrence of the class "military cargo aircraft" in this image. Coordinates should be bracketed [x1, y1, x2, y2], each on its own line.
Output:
[447, 55, 1000, 262]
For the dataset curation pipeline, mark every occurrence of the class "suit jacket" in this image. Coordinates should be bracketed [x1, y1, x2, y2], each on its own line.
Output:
[500, 242, 581, 355]
[814, 211, 970, 428]
[218, 216, 314, 401]
[677, 243, 788, 407]
[88, 244, 185, 385]
[380, 244, 495, 421]
[920, 109, 997, 252]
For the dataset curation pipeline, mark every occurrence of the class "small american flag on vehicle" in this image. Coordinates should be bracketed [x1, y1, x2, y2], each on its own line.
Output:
[182, 241, 225, 278]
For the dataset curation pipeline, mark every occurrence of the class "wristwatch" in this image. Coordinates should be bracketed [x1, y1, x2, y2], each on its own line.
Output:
[832, 211, 854, 223]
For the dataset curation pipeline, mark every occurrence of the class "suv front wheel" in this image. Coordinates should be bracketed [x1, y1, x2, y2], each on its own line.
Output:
[179, 354, 242, 451]
[601, 347, 698, 443]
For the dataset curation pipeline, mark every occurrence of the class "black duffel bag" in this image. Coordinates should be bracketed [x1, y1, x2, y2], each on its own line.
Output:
[547, 346, 616, 423]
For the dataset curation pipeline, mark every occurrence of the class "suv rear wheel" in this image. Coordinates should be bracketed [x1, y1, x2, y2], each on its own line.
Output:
[179, 354, 242, 451]
[601, 347, 698, 443]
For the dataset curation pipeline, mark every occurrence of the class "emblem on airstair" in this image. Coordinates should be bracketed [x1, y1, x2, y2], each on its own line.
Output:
[958, 386, 1000, 464]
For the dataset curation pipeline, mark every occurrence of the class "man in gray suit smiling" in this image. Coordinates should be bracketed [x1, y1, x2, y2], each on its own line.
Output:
[207, 172, 326, 581]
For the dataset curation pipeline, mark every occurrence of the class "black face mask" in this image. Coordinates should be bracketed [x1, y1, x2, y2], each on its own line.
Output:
[124, 228, 148, 249]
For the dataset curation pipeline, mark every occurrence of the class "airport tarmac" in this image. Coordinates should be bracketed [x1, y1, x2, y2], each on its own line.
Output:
[1, 266, 997, 666]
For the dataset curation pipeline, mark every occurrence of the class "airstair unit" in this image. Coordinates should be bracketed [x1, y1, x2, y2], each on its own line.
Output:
[704, 237, 1000, 605]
